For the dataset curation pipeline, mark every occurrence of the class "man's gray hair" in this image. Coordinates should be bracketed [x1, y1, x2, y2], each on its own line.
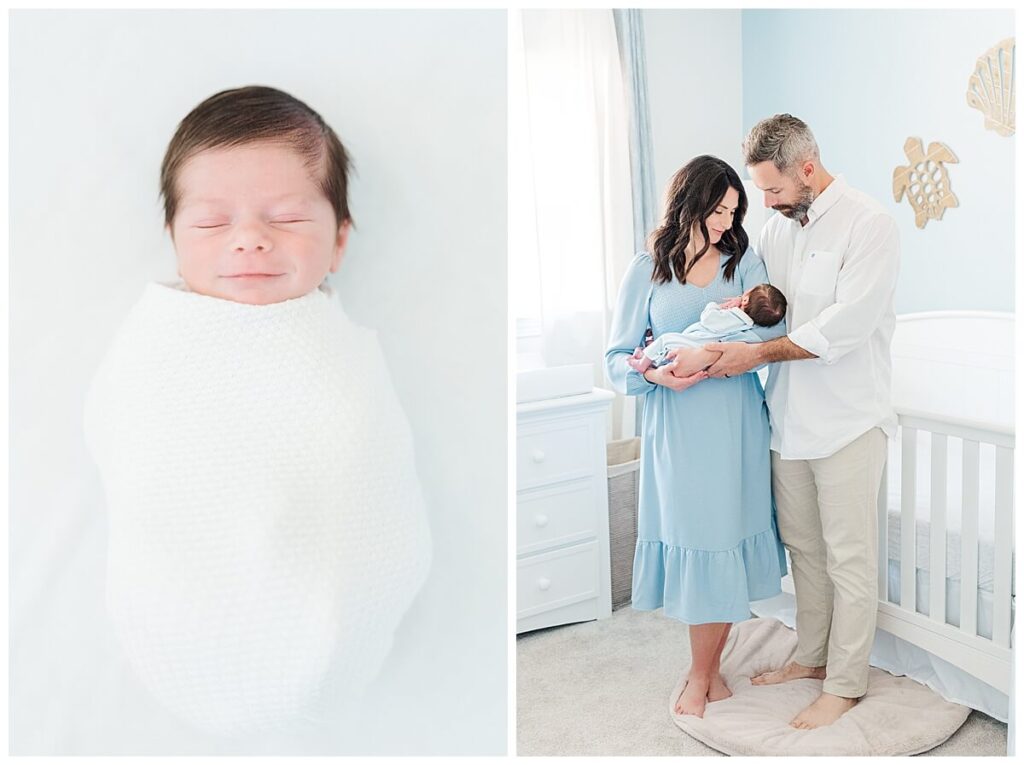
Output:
[742, 114, 819, 172]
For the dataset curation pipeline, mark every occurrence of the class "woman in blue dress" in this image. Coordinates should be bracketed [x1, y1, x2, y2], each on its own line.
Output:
[604, 155, 787, 718]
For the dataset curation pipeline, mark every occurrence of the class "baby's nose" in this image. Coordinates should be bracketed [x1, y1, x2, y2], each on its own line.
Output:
[231, 222, 273, 253]
[234, 241, 269, 252]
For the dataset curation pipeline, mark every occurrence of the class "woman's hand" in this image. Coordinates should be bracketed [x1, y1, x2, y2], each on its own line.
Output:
[643, 365, 708, 391]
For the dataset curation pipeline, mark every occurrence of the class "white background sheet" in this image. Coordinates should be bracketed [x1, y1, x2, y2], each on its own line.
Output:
[9, 10, 507, 755]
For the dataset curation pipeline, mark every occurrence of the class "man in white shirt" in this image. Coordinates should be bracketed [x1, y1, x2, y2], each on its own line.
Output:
[703, 114, 900, 729]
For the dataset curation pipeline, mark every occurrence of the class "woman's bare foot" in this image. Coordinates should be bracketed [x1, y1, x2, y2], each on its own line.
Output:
[790, 692, 858, 729]
[674, 675, 711, 717]
[706, 673, 732, 703]
[750, 661, 826, 685]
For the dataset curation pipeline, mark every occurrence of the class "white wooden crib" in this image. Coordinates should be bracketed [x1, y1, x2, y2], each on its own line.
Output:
[760, 311, 1014, 734]
[877, 410, 1013, 695]
[876, 311, 1014, 704]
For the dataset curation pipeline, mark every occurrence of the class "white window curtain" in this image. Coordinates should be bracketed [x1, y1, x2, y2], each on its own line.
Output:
[511, 9, 636, 439]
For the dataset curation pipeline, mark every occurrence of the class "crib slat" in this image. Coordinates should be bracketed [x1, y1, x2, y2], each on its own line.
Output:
[900, 426, 917, 611]
[929, 433, 947, 624]
[959, 439, 980, 637]
[877, 455, 888, 601]
[992, 446, 1013, 648]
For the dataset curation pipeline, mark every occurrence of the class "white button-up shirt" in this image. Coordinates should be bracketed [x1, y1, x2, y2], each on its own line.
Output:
[758, 174, 901, 460]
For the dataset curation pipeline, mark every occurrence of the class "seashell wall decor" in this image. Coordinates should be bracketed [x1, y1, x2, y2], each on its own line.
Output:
[892, 137, 959, 229]
[966, 37, 1015, 136]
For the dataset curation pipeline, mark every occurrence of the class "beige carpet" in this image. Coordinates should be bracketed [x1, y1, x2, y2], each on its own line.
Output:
[517, 607, 1008, 756]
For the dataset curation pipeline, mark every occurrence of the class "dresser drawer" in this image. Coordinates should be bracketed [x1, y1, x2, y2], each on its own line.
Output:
[517, 541, 599, 619]
[517, 418, 594, 490]
[517, 480, 597, 556]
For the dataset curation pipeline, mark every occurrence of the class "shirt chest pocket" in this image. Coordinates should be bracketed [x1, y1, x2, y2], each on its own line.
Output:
[798, 250, 840, 297]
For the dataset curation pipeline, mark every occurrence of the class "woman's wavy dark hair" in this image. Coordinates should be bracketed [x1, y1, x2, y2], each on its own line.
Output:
[648, 155, 749, 285]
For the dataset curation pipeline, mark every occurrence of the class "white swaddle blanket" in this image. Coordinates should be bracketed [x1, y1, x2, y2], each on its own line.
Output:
[83, 281, 432, 737]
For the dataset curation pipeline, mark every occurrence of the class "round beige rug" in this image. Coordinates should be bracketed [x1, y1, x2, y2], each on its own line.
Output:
[670, 617, 971, 756]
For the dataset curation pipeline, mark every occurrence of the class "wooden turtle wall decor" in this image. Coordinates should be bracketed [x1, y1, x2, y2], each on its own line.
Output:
[892, 138, 959, 229]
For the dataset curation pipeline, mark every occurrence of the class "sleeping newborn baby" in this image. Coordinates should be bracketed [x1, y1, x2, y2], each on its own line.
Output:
[628, 283, 788, 376]
[83, 86, 432, 738]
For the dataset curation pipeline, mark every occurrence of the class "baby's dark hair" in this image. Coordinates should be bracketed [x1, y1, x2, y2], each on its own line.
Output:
[160, 85, 352, 228]
[746, 284, 787, 327]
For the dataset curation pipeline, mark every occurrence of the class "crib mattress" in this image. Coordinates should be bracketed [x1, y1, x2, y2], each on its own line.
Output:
[885, 508, 1015, 641]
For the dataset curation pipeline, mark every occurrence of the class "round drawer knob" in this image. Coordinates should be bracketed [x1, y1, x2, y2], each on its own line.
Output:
[537, 577, 551, 591]
[532, 449, 546, 463]
[534, 513, 549, 527]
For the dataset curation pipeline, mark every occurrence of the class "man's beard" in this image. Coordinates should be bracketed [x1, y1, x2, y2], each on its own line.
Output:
[773, 178, 815, 220]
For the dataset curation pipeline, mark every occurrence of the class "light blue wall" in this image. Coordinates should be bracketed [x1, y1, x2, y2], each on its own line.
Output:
[742, 9, 1015, 313]
[643, 10, 744, 200]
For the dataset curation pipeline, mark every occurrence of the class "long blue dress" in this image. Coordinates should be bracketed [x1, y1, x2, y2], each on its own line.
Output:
[604, 248, 788, 624]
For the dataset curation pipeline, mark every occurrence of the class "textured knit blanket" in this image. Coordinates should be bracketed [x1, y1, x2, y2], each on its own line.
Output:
[83, 281, 432, 737]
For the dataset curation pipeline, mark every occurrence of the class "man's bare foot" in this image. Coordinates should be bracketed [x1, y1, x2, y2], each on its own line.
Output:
[674, 675, 710, 717]
[750, 661, 826, 686]
[790, 692, 858, 729]
[707, 673, 732, 703]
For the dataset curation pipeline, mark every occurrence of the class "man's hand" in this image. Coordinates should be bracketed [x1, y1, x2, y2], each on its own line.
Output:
[704, 342, 762, 377]
[663, 346, 718, 378]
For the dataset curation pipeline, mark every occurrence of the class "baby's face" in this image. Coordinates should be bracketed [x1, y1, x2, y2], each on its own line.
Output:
[170, 142, 350, 305]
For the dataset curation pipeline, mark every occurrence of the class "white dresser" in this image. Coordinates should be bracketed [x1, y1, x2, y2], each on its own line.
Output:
[516, 388, 615, 633]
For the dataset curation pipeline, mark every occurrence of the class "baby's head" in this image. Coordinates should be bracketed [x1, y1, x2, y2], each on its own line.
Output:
[160, 86, 352, 305]
[741, 284, 787, 327]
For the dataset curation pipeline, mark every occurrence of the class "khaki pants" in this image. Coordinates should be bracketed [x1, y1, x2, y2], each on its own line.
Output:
[771, 427, 887, 698]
